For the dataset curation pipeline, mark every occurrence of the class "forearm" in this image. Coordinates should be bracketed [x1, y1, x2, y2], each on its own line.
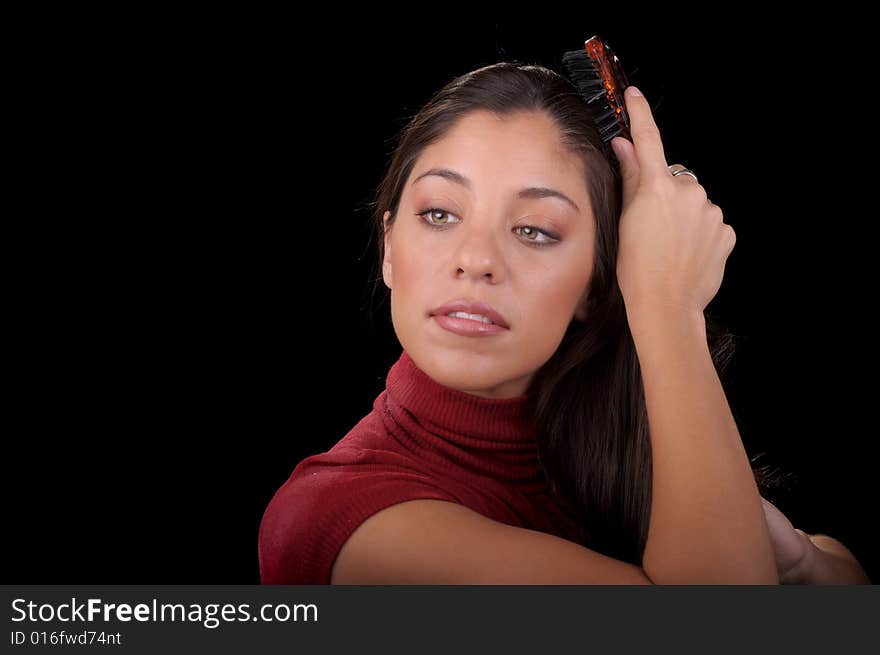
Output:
[628, 306, 778, 584]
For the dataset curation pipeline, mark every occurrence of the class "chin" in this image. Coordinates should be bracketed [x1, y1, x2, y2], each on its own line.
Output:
[418, 348, 528, 397]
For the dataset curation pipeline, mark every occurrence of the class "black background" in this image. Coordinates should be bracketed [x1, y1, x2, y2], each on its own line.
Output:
[7, 9, 877, 583]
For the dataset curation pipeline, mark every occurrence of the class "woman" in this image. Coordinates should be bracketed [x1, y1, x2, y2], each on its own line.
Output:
[259, 62, 869, 584]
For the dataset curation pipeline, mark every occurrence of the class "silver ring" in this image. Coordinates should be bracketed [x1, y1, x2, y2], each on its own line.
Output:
[668, 164, 698, 183]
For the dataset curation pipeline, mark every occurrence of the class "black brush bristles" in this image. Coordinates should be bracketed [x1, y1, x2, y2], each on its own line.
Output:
[560, 36, 632, 166]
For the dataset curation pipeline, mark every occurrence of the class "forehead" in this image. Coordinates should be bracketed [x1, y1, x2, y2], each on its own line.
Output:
[415, 110, 585, 183]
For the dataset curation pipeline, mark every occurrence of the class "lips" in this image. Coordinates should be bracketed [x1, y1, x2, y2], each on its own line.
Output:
[429, 298, 510, 329]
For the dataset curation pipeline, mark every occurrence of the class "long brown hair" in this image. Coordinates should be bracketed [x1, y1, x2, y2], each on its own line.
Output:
[363, 62, 783, 566]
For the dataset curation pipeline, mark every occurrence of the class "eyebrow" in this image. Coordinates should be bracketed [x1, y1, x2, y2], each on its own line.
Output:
[411, 167, 581, 213]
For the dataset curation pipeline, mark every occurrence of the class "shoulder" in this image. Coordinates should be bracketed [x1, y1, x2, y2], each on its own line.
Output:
[258, 448, 457, 584]
[331, 498, 654, 584]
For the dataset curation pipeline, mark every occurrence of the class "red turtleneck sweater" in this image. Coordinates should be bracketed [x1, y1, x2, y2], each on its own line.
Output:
[258, 350, 585, 584]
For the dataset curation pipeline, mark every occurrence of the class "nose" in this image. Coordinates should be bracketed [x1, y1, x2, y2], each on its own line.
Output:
[452, 222, 505, 282]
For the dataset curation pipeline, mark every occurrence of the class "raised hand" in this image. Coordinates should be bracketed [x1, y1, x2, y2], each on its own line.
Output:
[611, 86, 736, 319]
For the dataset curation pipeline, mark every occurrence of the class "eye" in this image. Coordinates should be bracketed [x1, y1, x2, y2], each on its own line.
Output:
[415, 207, 460, 226]
[414, 207, 559, 247]
[515, 225, 556, 245]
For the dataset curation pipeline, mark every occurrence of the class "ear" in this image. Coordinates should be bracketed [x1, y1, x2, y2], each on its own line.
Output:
[382, 210, 393, 289]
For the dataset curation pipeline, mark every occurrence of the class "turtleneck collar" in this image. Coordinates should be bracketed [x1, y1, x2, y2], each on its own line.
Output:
[377, 349, 543, 486]
[387, 350, 537, 442]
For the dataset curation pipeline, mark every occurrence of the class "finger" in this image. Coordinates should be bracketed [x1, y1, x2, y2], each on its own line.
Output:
[624, 86, 669, 180]
[760, 497, 810, 575]
[610, 136, 640, 206]
[672, 172, 700, 185]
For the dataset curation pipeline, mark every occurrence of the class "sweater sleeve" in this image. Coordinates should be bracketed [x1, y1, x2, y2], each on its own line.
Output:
[258, 448, 459, 584]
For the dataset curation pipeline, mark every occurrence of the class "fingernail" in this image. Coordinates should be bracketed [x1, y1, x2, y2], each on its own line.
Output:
[626, 86, 643, 98]
[611, 136, 626, 163]
[610, 138, 624, 160]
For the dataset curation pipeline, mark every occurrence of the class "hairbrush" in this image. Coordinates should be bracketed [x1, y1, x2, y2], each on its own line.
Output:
[560, 35, 632, 160]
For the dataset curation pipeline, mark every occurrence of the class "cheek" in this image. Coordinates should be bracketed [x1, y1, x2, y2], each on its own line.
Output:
[529, 277, 576, 313]
[391, 242, 432, 305]
[523, 260, 592, 318]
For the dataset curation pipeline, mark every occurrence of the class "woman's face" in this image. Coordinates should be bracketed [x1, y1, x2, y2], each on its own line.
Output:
[383, 109, 596, 399]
